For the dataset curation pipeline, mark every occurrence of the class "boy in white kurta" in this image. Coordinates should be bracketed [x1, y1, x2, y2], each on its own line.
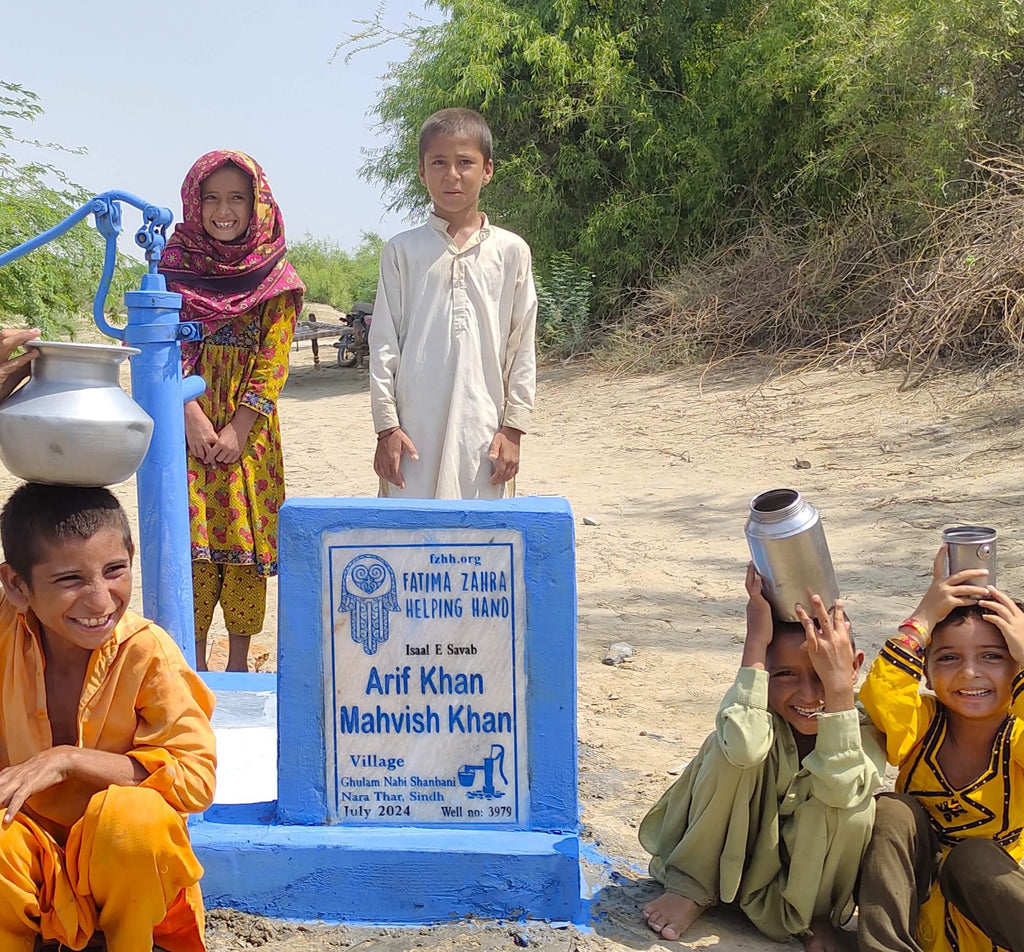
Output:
[369, 108, 537, 499]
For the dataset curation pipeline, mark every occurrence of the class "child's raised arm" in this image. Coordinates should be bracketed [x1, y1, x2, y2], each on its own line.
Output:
[978, 588, 1024, 770]
[795, 595, 856, 714]
[902, 544, 991, 649]
[740, 562, 773, 669]
[979, 587, 1024, 665]
[860, 545, 989, 765]
[716, 564, 775, 767]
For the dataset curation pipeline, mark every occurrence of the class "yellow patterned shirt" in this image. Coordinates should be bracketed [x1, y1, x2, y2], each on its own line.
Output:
[184, 293, 296, 576]
[861, 637, 1024, 952]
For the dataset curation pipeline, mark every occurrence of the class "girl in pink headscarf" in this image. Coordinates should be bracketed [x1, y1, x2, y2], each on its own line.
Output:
[161, 150, 304, 672]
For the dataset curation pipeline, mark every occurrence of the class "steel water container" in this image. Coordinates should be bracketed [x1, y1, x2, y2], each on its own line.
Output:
[0, 340, 153, 487]
[744, 488, 840, 622]
[943, 525, 997, 589]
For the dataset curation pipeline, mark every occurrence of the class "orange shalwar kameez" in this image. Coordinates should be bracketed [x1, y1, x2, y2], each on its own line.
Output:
[0, 592, 217, 952]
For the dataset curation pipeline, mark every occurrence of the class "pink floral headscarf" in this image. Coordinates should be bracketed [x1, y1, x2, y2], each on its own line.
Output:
[160, 150, 304, 335]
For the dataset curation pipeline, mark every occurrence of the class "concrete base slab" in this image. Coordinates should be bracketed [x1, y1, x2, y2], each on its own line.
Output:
[192, 805, 583, 923]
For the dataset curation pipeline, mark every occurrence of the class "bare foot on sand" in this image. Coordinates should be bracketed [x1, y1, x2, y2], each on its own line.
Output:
[802, 917, 852, 952]
[642, 891, 708, 940]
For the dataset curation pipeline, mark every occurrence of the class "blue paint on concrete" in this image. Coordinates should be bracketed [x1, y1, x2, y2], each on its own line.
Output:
[201, 801, 278, 824]
[199, 671, 277, 692]
[193, 497, 582, 924]
[578, 841, 648, 876]
[192, 816, 581, 923]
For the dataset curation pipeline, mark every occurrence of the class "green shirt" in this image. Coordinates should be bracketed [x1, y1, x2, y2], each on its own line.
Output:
[640, 667, 885, 939]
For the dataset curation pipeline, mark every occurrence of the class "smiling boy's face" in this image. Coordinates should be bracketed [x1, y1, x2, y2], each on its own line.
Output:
[766, 623, 863, 737]
[926, 615, 1018, 722]
[0, 527, 133, 654]
[767, 628, 828, 736]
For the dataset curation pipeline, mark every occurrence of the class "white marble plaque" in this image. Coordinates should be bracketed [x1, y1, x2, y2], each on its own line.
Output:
[322, 528, 529, 825]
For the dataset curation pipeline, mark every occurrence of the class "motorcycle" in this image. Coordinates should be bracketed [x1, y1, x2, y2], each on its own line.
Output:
[332, 302, 373, 368]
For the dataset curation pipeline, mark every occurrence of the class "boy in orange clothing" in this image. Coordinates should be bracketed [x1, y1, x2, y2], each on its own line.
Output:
[0, 482, 216, 952]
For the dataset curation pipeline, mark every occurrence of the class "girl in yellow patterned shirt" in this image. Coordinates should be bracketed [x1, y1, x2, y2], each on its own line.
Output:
[161, 151, 304, 671]
[859, 545, 1024, 952]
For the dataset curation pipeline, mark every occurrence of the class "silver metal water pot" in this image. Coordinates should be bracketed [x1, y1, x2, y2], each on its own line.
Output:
[0, 340, 153, 487]
[942, 525, 997, 589]
[744, 488, 840, 622]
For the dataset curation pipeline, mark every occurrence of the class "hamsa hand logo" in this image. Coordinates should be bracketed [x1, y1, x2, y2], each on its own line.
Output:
[338, 554, 400, 655]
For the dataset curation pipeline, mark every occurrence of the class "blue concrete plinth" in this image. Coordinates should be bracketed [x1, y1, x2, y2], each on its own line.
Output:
[193, 498, 582, 924]
[192, 805, 581, 923]
[277, 498, 578, 831]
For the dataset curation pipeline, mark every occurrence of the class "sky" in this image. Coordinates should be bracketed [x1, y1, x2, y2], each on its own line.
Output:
[4, 0, 439, 258]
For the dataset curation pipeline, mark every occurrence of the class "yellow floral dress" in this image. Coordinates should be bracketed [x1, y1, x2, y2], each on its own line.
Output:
[184, 293, 296, 576]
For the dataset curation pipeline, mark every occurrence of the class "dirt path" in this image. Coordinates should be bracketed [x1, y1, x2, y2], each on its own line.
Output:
[197, 341, 1024, 950]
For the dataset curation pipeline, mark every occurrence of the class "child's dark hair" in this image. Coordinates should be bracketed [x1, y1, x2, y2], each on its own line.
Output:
[932, 602, 1024, 642]
[771, 612, 857, 650]
[418, 108, 493, 163]
[0, 483, 132, 583]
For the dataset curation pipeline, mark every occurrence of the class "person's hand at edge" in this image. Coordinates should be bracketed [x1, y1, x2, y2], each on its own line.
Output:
[489, 426, 521, 485]
[0, 328, 40, 403]
[374, 427, 418, 489]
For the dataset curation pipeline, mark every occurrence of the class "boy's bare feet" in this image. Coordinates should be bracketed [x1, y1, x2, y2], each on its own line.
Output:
[802, 917, 852, 952]
[642, 891, 708, 940]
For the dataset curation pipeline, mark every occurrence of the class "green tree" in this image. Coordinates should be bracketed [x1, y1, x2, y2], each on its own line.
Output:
[289, 232, 384, 311]
[347, 0, 1024, 321]
[0, 82, 142, 338]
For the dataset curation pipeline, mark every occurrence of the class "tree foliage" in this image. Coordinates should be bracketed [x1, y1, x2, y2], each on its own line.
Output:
[535, 253, 593, 358]
[351, 0, 1024, 319]
[289, 233, 384, 311]
[0, 82, 142, 338]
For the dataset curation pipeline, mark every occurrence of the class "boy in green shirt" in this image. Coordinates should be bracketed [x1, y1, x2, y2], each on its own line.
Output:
[640, 565, 885, 951]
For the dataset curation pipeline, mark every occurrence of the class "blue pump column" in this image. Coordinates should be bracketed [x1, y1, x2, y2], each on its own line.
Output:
[123, 273, 204, 665]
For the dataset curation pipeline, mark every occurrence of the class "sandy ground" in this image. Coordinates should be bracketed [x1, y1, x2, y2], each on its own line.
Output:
[9, 315, 1024, 950]
[214, 326, 1024, 951]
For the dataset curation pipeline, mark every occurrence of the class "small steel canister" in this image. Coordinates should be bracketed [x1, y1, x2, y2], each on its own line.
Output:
[745, 488, 841, 622]
[942, 525, 997, 589]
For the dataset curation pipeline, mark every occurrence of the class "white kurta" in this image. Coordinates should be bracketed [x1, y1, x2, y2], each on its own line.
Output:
[369, 214, 538, 499]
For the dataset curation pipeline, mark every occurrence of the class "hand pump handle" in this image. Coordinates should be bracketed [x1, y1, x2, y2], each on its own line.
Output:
[0, 193, 205, 664]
